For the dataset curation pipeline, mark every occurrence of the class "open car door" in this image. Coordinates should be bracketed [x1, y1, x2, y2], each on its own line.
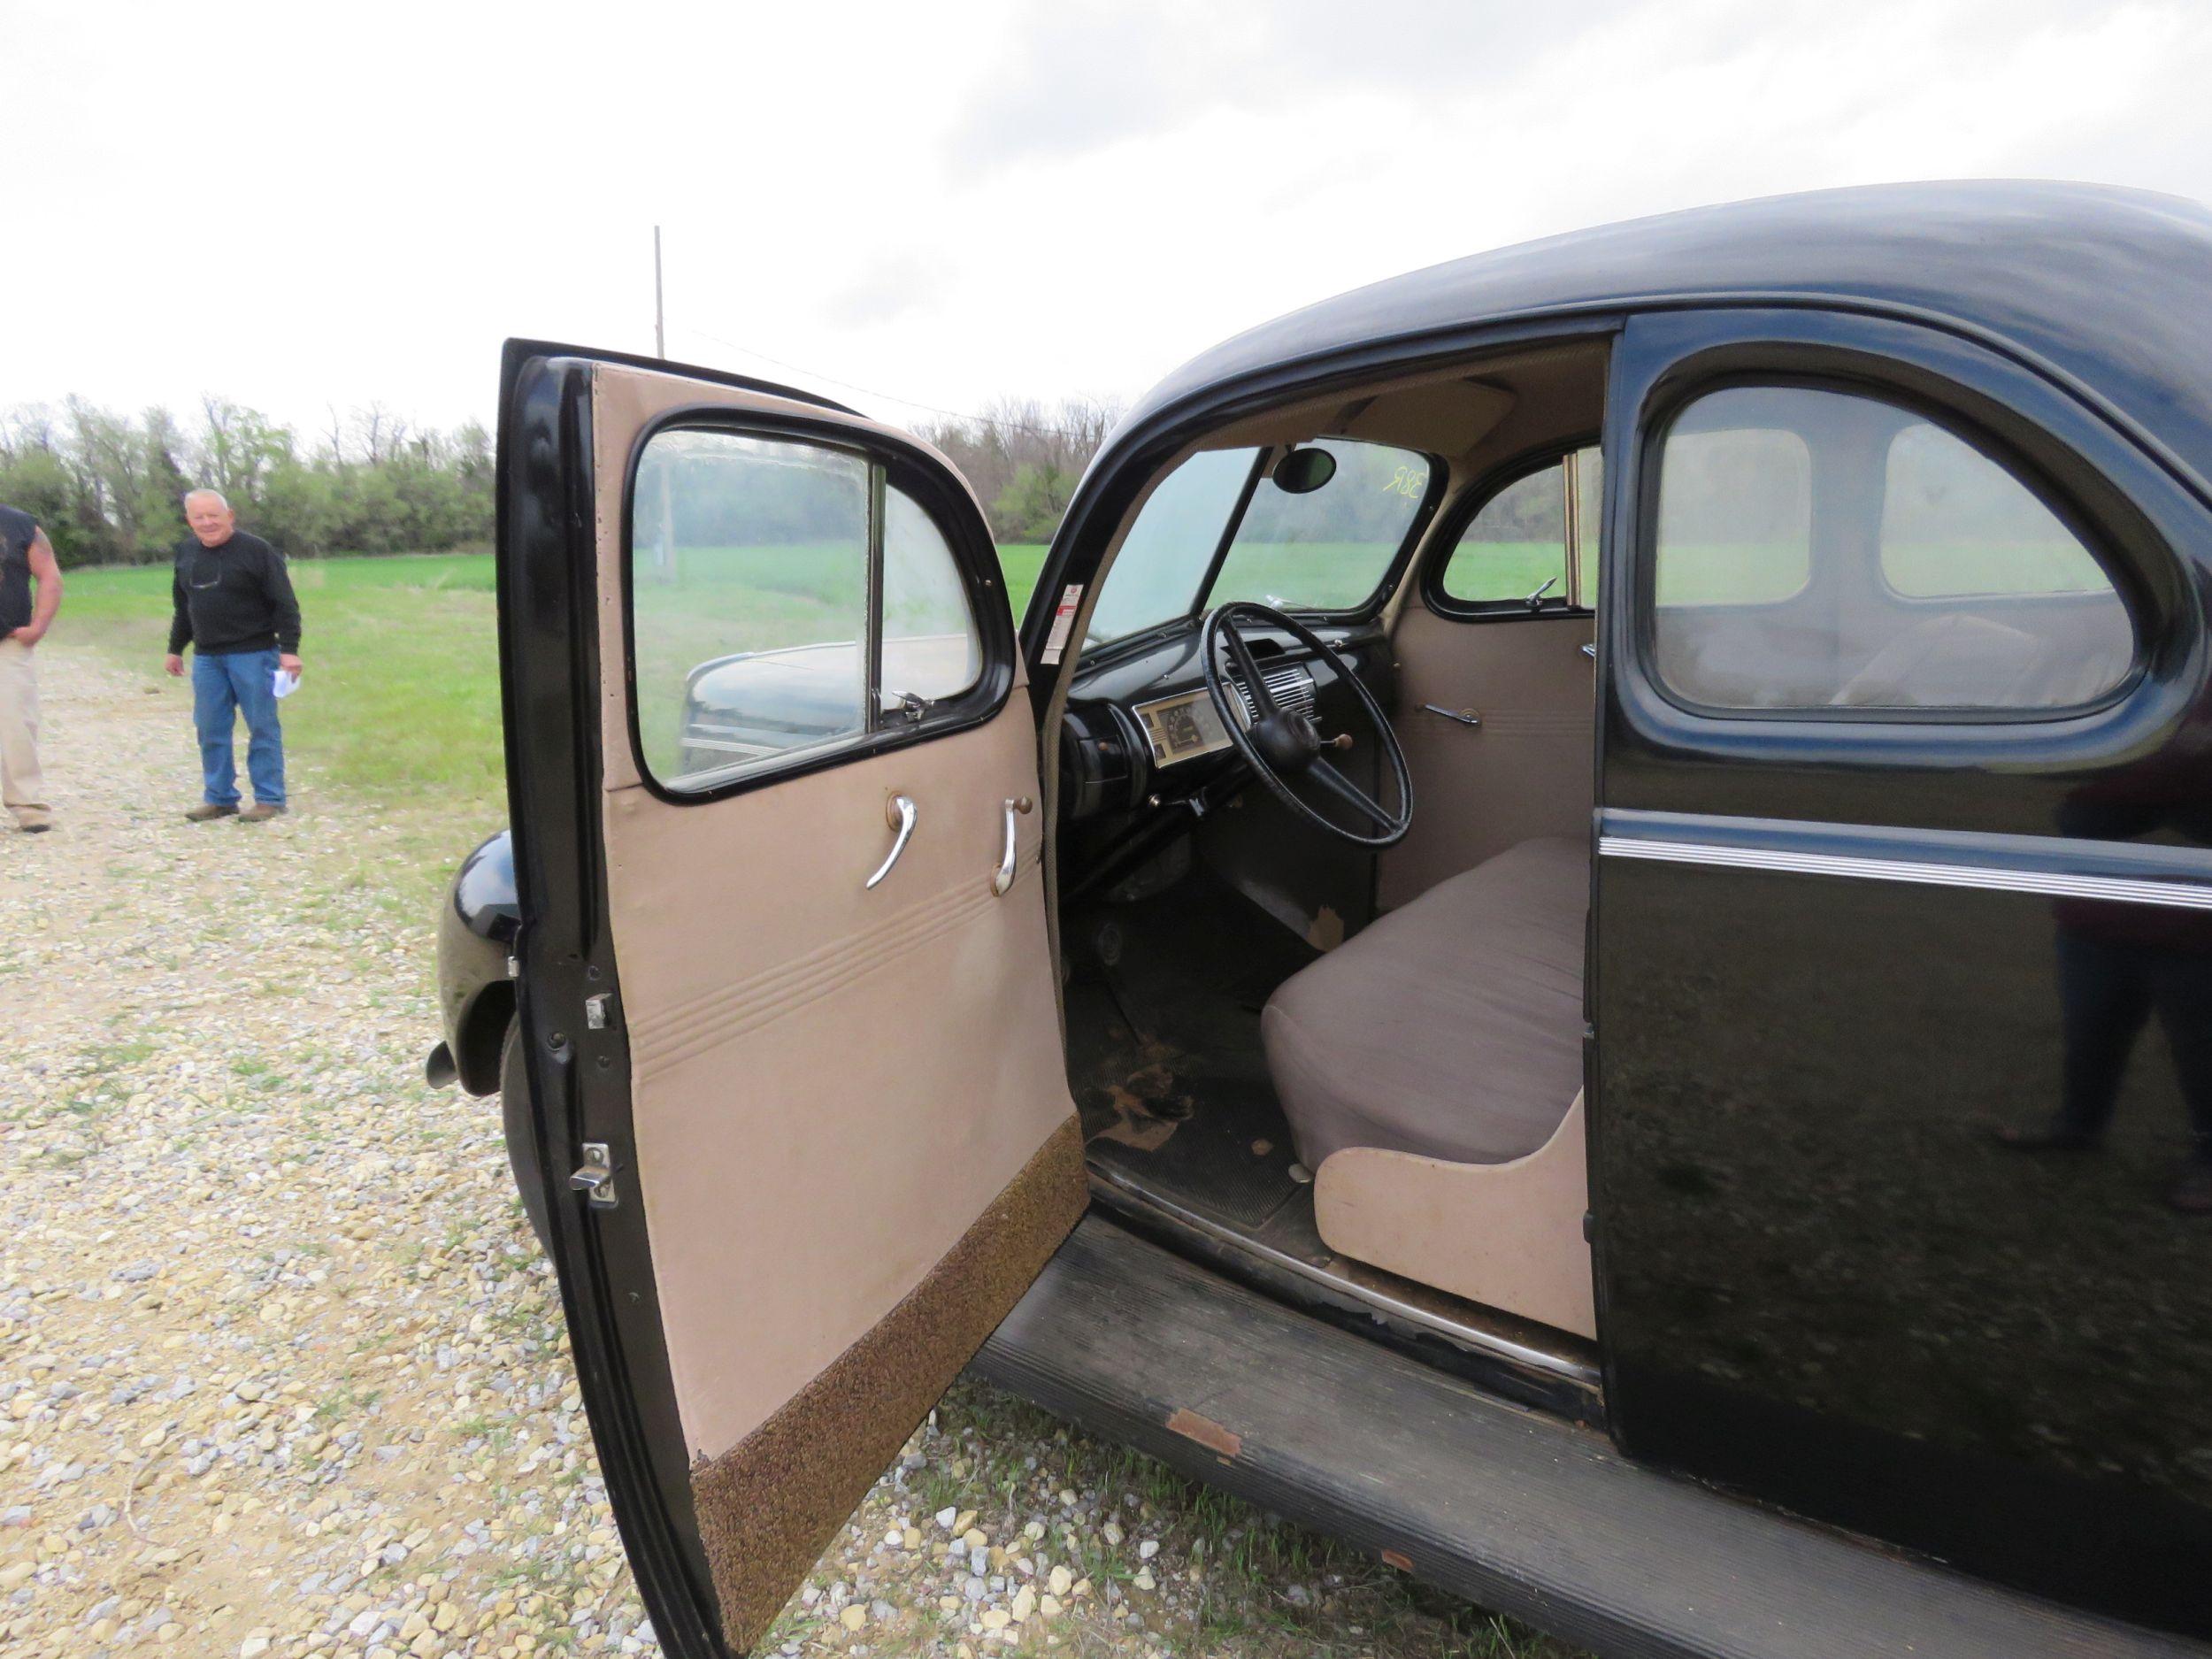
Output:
[495, 342, 1086, 1655]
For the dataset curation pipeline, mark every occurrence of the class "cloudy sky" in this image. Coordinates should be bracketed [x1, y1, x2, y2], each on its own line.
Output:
[9, 0, 2212, 441]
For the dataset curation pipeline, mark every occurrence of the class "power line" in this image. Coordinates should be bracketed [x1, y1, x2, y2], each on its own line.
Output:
[670, 323, 1103, 443]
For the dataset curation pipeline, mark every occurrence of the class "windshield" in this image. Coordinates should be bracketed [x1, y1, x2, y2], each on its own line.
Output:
[1083, 438, 1431, 644]
[1083, 448, 1256, 642]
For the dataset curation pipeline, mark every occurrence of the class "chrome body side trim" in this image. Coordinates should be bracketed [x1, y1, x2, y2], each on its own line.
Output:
[1599, 832, 2212, 910]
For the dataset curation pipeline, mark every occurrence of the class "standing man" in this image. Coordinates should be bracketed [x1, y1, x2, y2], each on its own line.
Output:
[165, 489, 302, 822]
[0, 502, 62, 833]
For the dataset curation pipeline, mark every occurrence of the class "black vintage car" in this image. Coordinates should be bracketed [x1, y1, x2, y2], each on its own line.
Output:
[429, 181, 2212, 1657]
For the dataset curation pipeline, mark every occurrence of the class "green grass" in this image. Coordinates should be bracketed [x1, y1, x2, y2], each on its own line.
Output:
[65, 549, 506, 802]
[59, 547, 1053, 902]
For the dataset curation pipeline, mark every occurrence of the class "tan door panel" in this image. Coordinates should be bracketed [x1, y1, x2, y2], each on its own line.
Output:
[1379, 607, 1595, 910]
[581, 361, 1084, 1650]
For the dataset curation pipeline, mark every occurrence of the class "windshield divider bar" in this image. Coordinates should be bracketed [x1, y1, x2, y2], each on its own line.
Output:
[1190, 446, 1273, 621]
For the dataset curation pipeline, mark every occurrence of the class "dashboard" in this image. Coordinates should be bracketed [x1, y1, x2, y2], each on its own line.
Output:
[1057, 619, 1394, 823]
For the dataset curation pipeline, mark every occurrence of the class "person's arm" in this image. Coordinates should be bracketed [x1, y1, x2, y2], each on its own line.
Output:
[10, 527, 60, 644]
[166, 556, 191, 674]
[263, 543, 303, 673]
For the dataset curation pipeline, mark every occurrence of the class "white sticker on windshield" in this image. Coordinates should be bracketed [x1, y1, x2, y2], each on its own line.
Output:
[1039, 583, 1084, 665]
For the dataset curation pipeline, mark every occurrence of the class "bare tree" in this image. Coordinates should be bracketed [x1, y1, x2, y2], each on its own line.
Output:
[916, 394, 1125, 542]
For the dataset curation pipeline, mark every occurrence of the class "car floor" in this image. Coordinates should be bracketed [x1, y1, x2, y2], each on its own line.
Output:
[1064, 867, 1321, 1234]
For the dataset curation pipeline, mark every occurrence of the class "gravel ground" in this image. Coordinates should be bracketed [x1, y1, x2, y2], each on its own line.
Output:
[0, 647, 1571, 1659]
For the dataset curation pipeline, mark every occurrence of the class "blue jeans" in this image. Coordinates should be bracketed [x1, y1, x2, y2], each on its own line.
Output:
[192, 649, 285, 807]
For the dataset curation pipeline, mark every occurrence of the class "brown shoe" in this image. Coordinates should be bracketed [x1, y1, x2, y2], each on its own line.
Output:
[184, 802, 239, 823]
[240, 803, 288, 823]
[13, 810, 51, 833]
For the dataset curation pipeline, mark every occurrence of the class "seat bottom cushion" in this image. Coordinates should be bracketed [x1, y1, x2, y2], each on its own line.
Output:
[1263, 836, 1586, 1169]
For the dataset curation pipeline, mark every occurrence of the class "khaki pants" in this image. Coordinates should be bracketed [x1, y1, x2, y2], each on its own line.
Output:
[0, 637, 47, 822]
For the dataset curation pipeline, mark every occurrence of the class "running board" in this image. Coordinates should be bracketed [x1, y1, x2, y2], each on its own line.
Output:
[973, 1215, 2202, 1659]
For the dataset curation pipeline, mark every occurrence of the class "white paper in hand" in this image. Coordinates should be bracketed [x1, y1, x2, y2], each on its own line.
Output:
[272, 668, 302, 699]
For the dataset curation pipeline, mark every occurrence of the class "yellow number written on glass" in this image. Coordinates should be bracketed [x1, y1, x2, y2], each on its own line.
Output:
[1380, 465, 1424, 499]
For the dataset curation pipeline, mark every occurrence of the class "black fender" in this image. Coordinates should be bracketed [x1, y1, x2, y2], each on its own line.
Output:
[429, 829, 519, 1094]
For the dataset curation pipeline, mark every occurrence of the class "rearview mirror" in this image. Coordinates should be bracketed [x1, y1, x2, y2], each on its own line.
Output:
[1272, 446, 1337, 495]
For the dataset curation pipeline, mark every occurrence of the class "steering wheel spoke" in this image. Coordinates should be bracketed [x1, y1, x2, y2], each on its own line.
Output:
[1217, 614, 1280, 720]
[1305, 757, 1396, 830]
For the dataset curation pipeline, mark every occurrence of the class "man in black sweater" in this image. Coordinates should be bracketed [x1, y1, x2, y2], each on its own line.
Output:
[165, 489, 303, 822]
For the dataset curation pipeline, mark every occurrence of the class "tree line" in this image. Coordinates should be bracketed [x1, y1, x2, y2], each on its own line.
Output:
[914, 395, 1123, 545]
[0, 397, 494, 568]
[0, 388, 1125, 569]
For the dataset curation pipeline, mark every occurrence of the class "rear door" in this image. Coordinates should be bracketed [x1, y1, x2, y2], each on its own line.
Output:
[1590, 308, 2212, 1636]
[496, 342, 1085, 1655]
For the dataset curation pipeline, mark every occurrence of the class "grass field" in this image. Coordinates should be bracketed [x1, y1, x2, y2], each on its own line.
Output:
[59, 548, 1052, 902]
[62, 532, 2101, 833]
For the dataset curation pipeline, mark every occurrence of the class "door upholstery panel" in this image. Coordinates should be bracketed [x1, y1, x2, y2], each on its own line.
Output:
[588, 362, 1084, 1650]
[1379, 607, 1594, 910]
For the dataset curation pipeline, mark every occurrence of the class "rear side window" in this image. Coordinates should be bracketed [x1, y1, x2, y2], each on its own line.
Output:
[1438, 445, 1600, 612]
[629, 427, 983, 791]
[1879, 422, 2116, 598]
[1653, 422, 1810, 606]
[1648, 386, 2135, 713]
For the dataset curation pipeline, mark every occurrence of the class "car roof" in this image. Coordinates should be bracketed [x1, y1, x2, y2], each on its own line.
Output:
[1123, 181, 2212, 498]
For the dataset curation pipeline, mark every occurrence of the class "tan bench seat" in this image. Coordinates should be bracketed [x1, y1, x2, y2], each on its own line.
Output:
[1263, 835, 1587, 1171]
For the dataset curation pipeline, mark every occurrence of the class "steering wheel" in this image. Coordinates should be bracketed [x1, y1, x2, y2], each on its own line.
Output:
[1200, 602, 1413, 849]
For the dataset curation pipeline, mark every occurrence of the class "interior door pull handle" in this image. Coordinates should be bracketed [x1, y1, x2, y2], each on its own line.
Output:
[1422, 703, 1482, 727]
[992, 796, 1035, 895]
[866, 795, 918, 890]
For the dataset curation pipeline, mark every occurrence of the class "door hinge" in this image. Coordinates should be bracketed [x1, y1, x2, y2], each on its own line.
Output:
[571, 1142, 619, 1210]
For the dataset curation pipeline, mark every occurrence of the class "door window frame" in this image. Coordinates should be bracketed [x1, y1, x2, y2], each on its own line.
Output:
[1638, 373, 2144, 724]
[1420, 436, 1602, 623]
[618, 407, 1018, 807]
[1604, 309, 2195, 764]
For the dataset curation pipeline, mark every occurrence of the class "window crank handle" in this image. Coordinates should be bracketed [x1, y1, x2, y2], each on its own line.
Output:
[866, 795, 918, 890]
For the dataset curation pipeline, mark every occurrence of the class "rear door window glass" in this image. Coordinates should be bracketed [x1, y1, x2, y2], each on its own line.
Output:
[1648, 385, 2133, 712]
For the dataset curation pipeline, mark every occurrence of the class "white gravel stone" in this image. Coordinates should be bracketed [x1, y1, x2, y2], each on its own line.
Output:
[0, 647, 1527, 1659]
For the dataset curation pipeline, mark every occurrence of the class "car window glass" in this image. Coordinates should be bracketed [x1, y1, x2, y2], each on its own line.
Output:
[1437, 443, 1602, 611]
[1086, 448, 1257, 644]
[1207, 438, 1429, 613]
[1880, 421, 2113, 597]
[1655, 411, 1812, 607]
[881, 483, 982, 704]
[1440, 463, 1566, 606]
[1649, 385, 2133, 711]
[630, 429, 869, 790]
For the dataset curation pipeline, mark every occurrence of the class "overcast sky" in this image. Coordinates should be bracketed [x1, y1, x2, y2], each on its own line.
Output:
[9, 0, 2212, 442]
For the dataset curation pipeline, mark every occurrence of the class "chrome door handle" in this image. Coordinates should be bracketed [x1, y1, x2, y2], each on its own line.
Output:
[992, 796, 1035, 895]
[1421, 703, 1483, 728]
[865, 794, 917, 890]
